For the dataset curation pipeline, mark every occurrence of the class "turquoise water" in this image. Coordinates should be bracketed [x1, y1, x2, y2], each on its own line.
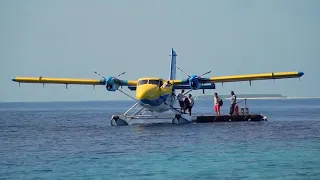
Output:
[1, 99, 320, 179]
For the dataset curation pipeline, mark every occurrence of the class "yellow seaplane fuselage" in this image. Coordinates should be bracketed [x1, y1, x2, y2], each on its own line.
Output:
[135, 77, 175, 112]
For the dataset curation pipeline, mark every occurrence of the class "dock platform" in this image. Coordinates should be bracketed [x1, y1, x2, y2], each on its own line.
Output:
[194, 114, 267, 123]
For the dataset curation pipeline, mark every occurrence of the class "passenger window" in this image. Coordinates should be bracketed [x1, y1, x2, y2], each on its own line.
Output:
[138, 80, 148, 85]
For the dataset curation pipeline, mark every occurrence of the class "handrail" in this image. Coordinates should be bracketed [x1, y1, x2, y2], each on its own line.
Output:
[237, 98, 247, 104]
[236, 98, 248, 108]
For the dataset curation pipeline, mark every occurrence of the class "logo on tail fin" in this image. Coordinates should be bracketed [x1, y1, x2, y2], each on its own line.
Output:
[170, 48, 177, 80]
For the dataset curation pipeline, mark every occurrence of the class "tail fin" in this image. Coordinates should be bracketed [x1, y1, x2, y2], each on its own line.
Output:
[169, 48, 177, 80]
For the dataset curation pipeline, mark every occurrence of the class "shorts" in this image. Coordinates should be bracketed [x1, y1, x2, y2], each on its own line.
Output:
[187, 105, 192, 111]
[214, 104, 220, 112]
[179, 101, 185, 108]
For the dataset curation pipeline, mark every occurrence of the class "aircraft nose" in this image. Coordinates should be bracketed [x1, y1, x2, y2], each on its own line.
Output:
[136, 90, 147, 100]
[136, 86, 159, 100]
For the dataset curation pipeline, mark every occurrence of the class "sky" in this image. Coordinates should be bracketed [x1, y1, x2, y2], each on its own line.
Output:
[1, 0, 319, 102]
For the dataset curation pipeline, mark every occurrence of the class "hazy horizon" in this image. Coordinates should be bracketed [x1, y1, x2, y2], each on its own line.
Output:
[2, 94, 320, 103]
[1, 0, 319, 102]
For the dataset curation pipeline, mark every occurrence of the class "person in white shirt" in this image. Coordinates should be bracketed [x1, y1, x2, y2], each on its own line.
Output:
[213, 92, 221, 116]
[177, 89, 185, 112]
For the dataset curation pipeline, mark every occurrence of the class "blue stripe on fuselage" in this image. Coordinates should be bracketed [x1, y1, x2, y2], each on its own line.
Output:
[139, 94, 169, 106]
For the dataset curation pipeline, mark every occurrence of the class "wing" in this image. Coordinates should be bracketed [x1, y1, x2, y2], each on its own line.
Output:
[171, 71, 304, 87]
[12, 76, 106, 85]
[204, 71, 304, 83]
[11, 76, 137, 86]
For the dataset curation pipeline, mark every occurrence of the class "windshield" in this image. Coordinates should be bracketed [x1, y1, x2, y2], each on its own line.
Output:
[149, 80, 160, 85]
[137, 80, 148, 85]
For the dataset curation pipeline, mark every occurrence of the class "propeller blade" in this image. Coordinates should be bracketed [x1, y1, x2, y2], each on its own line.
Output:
[116, 72, 126, 77]
[94, 71, 106, 80]
[177, 66, 191, 78]
[199, 71, 211, 77]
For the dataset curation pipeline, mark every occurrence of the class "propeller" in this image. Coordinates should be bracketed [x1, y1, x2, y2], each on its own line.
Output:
[176, 66, 211, 81]
[94, 70, 126, 91]
[176, 66, 211, 93]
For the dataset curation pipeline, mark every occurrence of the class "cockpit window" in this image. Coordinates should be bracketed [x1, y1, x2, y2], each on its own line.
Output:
[149, 80, 160, 85]
[138, 80, 148, 85]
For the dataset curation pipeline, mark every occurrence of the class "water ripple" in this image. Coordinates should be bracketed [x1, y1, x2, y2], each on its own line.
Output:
[1, 99, 320, 179]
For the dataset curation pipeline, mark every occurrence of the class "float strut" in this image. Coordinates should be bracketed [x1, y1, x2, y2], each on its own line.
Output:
[272, 72, 275, 84]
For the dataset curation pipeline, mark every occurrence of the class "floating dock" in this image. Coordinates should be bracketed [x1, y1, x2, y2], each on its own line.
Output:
[194, 114, 267, 123]
[192, 98, 267, 123]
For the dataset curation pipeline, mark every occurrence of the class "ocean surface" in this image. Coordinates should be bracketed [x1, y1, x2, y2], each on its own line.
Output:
[1, 99, 320, 179]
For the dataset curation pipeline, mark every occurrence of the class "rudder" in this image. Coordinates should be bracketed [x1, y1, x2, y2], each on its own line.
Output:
[169, 48, 177, 80]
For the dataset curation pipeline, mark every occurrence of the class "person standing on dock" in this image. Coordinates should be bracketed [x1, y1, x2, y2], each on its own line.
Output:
[229, 91, 237, 115]
[185, 94, 194, 116]
[214, 92, 222, 116]
[177, 89, 186, 113]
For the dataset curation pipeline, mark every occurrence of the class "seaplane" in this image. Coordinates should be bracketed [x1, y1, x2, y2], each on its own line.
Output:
[11, 49, 304, 126]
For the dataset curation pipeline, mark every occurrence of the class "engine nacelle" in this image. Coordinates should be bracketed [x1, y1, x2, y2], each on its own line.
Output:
[105, 77, 120, 91]
[189, 75, 202, 90]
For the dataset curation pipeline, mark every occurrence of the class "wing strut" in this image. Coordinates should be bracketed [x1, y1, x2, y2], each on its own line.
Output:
[117, 88, 136, 101]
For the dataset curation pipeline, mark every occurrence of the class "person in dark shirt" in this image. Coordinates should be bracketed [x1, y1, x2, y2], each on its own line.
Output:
[229, 91, 237, 115]
[177, 89, 185, 113]
[184, 94, 194, 115]
[183, 96, 190, 114]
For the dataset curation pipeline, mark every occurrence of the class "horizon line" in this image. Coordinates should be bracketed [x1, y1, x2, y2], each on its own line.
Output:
[1, 96, 320, 103]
